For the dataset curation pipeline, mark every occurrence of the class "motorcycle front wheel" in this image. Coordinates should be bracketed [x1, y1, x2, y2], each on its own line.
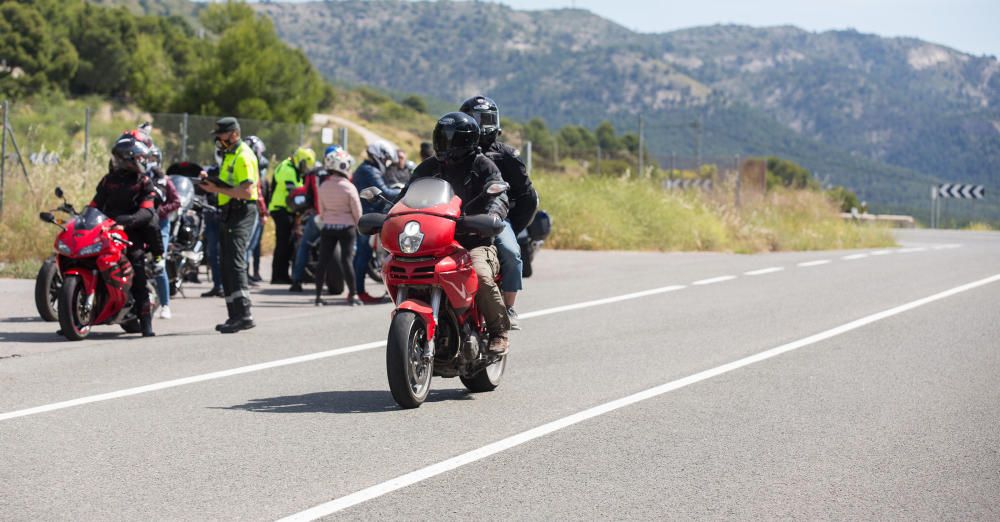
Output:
[35, 258, 61, 322]
[57, 276, 92, 341]
[386, 311, 432, 409]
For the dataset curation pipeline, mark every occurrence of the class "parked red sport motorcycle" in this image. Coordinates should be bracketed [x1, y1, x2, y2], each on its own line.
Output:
[39, 187, 157, 341]
[359, 177, 509, 409]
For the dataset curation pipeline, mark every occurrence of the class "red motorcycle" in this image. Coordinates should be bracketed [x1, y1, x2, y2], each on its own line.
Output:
[39, 187, 155, 341]
[359, 177, 509, 408]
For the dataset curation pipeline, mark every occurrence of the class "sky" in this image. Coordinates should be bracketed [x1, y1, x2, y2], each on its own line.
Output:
[485, 0, 999, 57]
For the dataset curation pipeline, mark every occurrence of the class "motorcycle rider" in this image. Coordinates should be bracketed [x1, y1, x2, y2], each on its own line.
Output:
[353, 141, 401, 303]
[268, 146, 315, 284]
[401, 112, 511, 354]
[460, 96, 538, 330]
[88, 134, 158, 337]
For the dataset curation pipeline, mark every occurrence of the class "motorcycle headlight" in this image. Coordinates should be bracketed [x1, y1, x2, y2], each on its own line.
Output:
[398, 220, 424, 254]
[56, 240, 71, 255]
[79, 240, 103, 256]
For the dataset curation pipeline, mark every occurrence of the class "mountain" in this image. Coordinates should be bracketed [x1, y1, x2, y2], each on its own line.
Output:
[250, 0, 999, 221]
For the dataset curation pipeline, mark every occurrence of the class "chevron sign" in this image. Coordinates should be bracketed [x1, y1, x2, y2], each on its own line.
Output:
[935, 184, 985, 199]
[664, 179, 713, 191]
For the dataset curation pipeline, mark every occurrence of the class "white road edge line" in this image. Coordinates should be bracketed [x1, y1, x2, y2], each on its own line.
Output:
[842, 253, 868, 260]
[691, 275, 737, 286]
[0, 284, 687, 422]
[277, 272, 1000, 522]
[797, 260, 831, 267]
[744, 267, 784, 276]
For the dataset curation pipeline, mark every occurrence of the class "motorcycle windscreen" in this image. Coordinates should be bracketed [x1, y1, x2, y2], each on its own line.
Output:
[400, 178, 455, 210]
[171, 175, 195, 211]
[75, 207, 109, 230]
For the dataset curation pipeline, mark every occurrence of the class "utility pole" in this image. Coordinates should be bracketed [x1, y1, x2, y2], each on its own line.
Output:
[83, 107, 90, 163]
[1, 99, 7, 216]
[638, 114, 644, 177]
[693, 116, 703, 171]
[596, 143, 601, 175]
[181, 113, 189, 161]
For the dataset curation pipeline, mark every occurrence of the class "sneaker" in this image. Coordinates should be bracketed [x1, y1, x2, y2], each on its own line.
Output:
[289, 282, 304, 292]
[314, 298, 325, 306]
[487, 332, 509, 355]
[201, 287, 223, 298]
[358, 292, 382, 304]
[347, 294, 363, 307]
[159, 305, 172, 320]
[507, 307, 520, 331]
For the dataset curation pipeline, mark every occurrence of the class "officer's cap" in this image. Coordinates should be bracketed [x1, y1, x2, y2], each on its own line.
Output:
[211, 117, 240, 135]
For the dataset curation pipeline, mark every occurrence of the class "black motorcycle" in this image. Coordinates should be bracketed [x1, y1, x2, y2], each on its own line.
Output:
[518, 210, 551, 278]
[165, 174, 206, 297]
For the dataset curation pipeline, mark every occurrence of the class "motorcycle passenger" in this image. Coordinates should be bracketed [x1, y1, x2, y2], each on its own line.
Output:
[402, 112, 511, 354]
[460, 95, 538, 330]
[313, 148, 362, 307]
[88, 134, 158, 337]
[149, 145, 180, 320]
[268, 147, 315, 284]
[244, 136, 270, 284]
[353, 142, 401, 303]
[290, 144, 343, 292]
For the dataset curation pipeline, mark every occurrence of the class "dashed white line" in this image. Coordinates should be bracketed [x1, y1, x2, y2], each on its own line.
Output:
[691, 275, 737, 286]
[744, 267, 784, 276]
[278, 273, 1000, 521]
[869, 250, 892, 256]
[932, 244, 962, 250]
[842, 253, 869, 261]
[797, 259, 831, 267]
[898, 247, 927, 253]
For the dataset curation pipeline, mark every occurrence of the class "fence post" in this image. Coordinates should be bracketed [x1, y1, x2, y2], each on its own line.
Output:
[596, 143, 601, 175]
[298, 123, 305, 146]
[1, 99, 7, 216]
[181, 113, 189, 161]
[638, 114, 644, 177]
[525, 141, 532, 175]
[83, 107, 90, 163]
[340, 127, 348, 151]
[734, 155, 742, 208]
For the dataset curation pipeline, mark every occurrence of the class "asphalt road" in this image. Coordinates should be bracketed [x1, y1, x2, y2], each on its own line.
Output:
[1, 229, 998, 520]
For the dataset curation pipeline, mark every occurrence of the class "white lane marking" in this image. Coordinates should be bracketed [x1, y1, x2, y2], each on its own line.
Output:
[869, 250, 892, 256]
[898, 247, 927, 253]
[691, 275, 737, 286]
[933, 244, 962, 250]
[842, 253, 868, 260]
[519, 285, 686, 320]
[1, 284, 687, 422]
[744, 267, 784, 276]
[797, 260, 831, 267]
[278, 273, 1000, 521]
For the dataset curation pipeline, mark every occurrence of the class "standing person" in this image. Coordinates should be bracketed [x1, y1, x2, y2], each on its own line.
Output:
[198, 117, 260, 334]
[88, 134, 159, 337]
[313, 148, 362, 306]
[352, 142, 400, 303]
[290, 145, 342, 292]
[149, 145, 180, 319]
[460, 95, 538, 330]
[419, 141, 433, 161]
[243, 136, 269, 285]
[384, 149, 413, 187]
[268, 147, 315, 284]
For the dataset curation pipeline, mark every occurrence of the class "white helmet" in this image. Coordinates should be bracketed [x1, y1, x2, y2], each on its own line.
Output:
[324, 148, 354, 176]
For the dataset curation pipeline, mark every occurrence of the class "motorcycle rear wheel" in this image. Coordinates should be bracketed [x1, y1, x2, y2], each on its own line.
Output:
[35, 258, 61, 322]
[57, 276, 92, 341]
[461, 353, 507, 392]
[386, 311, 432, 409]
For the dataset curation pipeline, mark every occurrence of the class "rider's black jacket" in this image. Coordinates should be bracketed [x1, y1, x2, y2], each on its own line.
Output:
[404, 153, 508, 250]
[484, 141, 537, 234]
[89, 168, 156, 233]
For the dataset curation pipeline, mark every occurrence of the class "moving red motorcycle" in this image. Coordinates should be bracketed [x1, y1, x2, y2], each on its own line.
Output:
[359, 177, 509, 408]
[39, 187, 156, 341]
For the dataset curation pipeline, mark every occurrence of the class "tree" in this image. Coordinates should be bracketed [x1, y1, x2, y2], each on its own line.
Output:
[0, 2, 78, 98]
[70, 5, 138, 98]
[766, 156, 820, 190]
[401, 94, 428, 114]
[595, 121, 620, 152]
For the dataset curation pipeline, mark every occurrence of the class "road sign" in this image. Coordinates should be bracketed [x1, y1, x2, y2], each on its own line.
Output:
[664, 178, 712, 191]
[934, 183, 985, 199]
[321, 127, 334, 145]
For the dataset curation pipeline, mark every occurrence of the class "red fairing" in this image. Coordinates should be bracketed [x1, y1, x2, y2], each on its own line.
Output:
[396, 299, 437, 342]
[381, 196, 462, 259]
[54, 211, 134, 326]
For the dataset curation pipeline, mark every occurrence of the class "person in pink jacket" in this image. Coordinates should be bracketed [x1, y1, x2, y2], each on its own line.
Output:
[314, 148, 363, 306]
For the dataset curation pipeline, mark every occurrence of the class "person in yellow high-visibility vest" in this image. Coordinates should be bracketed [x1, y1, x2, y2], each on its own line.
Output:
[198, 117, 260, 333]
[267, 146, 315, 284]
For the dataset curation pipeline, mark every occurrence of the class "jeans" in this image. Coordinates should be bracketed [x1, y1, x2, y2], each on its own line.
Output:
[494, 220, 523, 293]
[154, 218, 171, 306]
[353, 231, 373, 295]
[204, 211, 222, 290]
[245, 219, 261, 266]
[291, 217, 319, 284]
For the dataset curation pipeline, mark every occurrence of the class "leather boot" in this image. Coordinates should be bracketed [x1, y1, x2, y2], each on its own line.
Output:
[220, 298, 256, 334]
[140, 313, 155, 337]
[216, 302, 237, 332]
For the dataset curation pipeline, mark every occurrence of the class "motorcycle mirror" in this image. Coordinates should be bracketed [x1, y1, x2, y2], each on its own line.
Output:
[39, 212, 57, 224]
[359, 187, 382, 202]
[485, 181, 509, 196]
[54, 187, 64, 199]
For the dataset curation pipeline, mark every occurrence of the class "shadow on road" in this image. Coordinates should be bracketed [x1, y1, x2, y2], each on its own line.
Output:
[217, 388, 472, 414]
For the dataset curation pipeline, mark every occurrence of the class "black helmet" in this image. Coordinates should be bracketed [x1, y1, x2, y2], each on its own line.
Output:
[111, 133, 150, 175]
[433, 112, 480, 164]
[459, 95, 501, 146]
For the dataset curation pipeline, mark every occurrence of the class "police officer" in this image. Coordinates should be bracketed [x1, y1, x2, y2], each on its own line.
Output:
[268, 146, 315, 284]
[198, 117, 260, 333]
[460, 96, 538, 330]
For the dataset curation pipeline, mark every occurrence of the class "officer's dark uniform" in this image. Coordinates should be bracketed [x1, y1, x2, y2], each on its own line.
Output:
[211, 118, 260, 333]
